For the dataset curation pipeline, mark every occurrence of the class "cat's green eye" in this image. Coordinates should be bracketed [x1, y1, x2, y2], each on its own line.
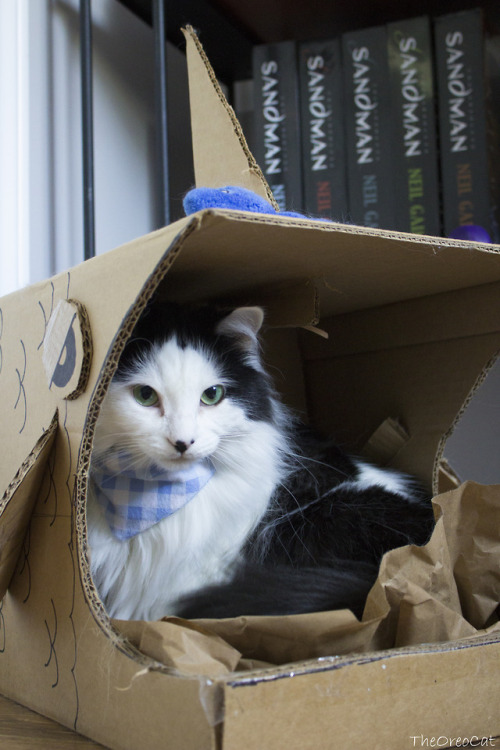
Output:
[200, 384, 225, 406]
[133, 385, 159, 407]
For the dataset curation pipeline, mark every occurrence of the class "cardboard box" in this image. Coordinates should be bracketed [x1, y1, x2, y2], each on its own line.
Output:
[0, 27, 499, 749]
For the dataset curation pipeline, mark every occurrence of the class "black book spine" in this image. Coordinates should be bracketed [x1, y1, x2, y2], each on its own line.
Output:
[298, 39, 348, 221]
[341, 25, 395, 230]
[252, 41, 303, 212]
[434, 9, 493, 239]
[387, 16, 441, 236]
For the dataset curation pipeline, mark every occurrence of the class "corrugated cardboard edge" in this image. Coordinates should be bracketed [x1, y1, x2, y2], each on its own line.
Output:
[182, 26, 279, 209]
[185, 207, 500, 250]
[433, 346, 500, 494]
[436, 458, 462, 493]
[66, 299, 93, 400]
[223, 629, 500, 685]
[0, 412, 58, 599]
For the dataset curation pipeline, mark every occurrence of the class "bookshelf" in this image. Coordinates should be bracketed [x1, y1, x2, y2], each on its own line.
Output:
[118, 0, 500, 81]
[115, 0, 500, 236]
[214, 0, 500, 45]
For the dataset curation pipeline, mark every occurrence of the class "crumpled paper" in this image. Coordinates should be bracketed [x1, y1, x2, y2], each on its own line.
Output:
[114, 615, 242, 676]
[114, 482, 500, 676]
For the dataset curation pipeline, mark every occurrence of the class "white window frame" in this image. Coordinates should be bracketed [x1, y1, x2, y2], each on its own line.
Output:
[0, 0, 55, 296]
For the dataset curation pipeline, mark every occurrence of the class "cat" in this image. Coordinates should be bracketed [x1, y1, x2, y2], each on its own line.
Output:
[87, 301, 434, 622]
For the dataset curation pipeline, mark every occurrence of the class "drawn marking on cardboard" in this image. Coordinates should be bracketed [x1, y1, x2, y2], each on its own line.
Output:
[0, 601, 5, 653]
[14, 340, 27, 434]
[44, 597, 59, 688]
[17, 524, 32, 604]
[42, 298, 93, 401]
[43, 302, 79, 393]
[41, 444, 58, 527]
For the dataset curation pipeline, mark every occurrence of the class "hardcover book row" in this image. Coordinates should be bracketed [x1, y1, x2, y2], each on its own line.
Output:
[249, 9, 500, 242]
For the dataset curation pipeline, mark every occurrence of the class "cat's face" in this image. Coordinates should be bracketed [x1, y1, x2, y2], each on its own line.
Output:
[92, 306, 274, 471]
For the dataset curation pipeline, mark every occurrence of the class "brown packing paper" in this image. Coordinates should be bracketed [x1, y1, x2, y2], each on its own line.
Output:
[115, 483, 499, 674]
[432, 483, 500, 629]
[195, 609, 382, 666]
[363, 516, 478, 648]
[114, 617, 242, 676]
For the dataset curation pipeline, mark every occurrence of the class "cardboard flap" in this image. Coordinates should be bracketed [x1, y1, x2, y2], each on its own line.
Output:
[361, 418, 410, 466]
[0, 413, 58, 600]
[436, 458, 462, 494]
[183, 26, 278, 208]
[215, 279, 320, 330]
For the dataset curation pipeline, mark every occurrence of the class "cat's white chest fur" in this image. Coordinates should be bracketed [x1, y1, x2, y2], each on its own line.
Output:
[88, 420, 283, 620]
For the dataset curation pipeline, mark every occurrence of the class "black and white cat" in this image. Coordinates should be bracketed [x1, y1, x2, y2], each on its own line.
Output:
[87, 302, 434, 621]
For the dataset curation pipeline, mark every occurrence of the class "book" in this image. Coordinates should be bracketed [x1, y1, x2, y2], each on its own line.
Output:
[341, 25, 395, 230]
[387, 16, 441, 236]
[298, 39, 348, 221]
[485, 34, 500, 243]
[252, 41, 303, 212]
[434, 9, 498, 241]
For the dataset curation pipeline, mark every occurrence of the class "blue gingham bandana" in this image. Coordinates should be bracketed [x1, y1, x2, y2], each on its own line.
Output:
[91, 452, 215, 541]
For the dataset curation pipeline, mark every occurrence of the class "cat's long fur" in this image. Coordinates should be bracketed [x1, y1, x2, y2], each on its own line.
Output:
[87, 302, 434, 621]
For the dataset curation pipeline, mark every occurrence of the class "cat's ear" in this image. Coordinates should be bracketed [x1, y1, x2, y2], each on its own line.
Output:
[216, 307, 264, 352]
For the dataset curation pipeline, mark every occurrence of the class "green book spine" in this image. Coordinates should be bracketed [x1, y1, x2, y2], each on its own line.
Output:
[387, 16, 441, 236]
[434, 9, 494, 239]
